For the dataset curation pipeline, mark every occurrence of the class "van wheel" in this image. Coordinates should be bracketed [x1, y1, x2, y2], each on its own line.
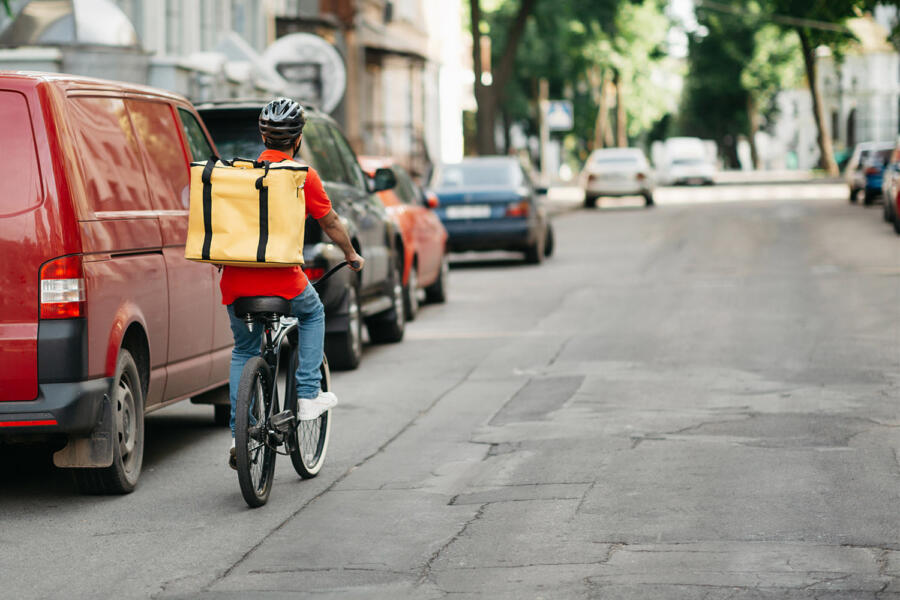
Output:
[403, 259, 419, 321]
[73, 349, 144, 494]
[367, 260, 405, 343]
[325, 283, 363, 370]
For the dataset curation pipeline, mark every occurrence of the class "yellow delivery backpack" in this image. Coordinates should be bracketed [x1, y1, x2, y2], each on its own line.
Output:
[185, 158, 308, 267]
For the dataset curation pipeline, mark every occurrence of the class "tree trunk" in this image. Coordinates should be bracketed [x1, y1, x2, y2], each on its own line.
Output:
[501, 109, 512, 154]
[614, 69, 627, 148]
[747, 94, 761, 170]
[593, 68, 609, 150]
[797, 28, 838, 176]
[469, 0, 537, 156]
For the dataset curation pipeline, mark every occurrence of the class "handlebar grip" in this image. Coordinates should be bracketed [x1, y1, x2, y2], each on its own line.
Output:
[350, 260, 362, 270]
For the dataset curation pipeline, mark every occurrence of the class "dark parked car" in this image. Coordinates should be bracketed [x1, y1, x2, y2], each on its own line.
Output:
[197, 101, 405, 370]
[430, 156, 554, 264]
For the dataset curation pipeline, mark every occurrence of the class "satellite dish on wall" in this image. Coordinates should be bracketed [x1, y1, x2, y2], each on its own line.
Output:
[262, 33, 346, 114]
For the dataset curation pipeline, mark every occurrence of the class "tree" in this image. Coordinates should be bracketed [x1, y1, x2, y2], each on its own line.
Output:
[469, 0, 538, 155]
[2, 0, 11, 18]
[766, 0, 879, 175]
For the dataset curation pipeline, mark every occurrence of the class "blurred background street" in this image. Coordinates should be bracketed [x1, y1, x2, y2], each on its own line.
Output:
[4, 0, 900, 598]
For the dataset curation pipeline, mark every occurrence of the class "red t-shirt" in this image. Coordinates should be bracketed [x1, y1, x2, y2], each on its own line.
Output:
[219, 149, 332, 305]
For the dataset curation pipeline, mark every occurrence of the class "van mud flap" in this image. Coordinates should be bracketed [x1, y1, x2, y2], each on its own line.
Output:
[52, 393, 114, 468]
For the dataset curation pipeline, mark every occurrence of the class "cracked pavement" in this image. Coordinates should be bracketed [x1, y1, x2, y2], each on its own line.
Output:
[4, 191, 900, 599]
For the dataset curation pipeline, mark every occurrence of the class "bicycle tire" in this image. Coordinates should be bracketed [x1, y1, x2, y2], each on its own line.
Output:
[286, 354, 332, 478]
[235, 357, 276, 508]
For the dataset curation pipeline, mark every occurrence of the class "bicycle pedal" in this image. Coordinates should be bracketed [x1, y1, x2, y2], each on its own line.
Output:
[270, 410, 296, 433]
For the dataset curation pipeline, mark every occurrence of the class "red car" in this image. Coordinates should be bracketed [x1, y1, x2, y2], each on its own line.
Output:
[359, 157, 449, 319]
[0, 72, 231, 493]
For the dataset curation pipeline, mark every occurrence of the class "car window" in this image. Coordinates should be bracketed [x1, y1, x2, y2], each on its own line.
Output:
[392, 166, 418, 204]
[0, 91, 41, 217]
[177, 108, 215, 161]
[200, 112, 265, 160]
[302, 119, 351, 185]
[327, 126, 367, 191]
[434, 162, 518, 188]
[67, 96, 153, 212]
[127, 100, 190, 211]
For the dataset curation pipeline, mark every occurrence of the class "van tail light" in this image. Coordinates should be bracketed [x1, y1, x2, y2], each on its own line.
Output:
[505, 200, 530, 217]
[40, 255, 85, 319]
[865, 167, 879, 175]
[303, 266, 325, 282]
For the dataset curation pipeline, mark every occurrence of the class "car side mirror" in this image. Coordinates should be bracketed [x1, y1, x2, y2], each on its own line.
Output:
[372, 167, 397, 192]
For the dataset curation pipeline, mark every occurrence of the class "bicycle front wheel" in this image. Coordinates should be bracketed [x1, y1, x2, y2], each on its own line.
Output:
[235, 357, 276, 507]
[288, 355, 332, 478]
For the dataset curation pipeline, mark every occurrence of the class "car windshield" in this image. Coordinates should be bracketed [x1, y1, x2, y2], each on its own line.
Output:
[200, 116, 266, 160]
[433, 162, 520, 188]
[865, 149, 892, 167]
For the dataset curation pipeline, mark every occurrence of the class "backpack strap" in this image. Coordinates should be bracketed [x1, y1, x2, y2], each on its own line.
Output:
[200, 158, 216, 261]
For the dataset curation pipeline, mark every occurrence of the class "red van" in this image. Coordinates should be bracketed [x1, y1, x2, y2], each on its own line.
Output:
[0, 72, 232, 493]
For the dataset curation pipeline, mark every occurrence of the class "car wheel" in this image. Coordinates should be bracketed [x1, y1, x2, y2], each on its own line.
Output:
[584, 194, 597, 209]
[524, 229, 545, 264]
[425, 253, 449, 304]
[849, 187, 858, 203]
[863, 190, 875, 206]
[402, 259, 419, 321]
[543, 224, 555, 257]
[367, 259, 405, 343]
[325, 283, 363, 370]
[893, 202, 900, 236]
[643, 192, 655, 207]
[73, 349, 144, 494]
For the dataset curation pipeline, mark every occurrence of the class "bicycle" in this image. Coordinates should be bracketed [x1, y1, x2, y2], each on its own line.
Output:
[232, 261, 357, 507]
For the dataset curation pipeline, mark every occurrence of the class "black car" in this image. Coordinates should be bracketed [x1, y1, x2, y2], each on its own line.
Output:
[430, 156, 553, 264]
[196, 101, 406, 369]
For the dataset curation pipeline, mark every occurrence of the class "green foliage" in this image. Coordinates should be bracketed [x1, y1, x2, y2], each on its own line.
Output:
[482, 0, 672, 158]
[1, 0, 11, 18]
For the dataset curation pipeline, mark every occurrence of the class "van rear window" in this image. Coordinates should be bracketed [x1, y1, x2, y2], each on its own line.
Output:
[0, 91, 41, 216]
[67, 96, 152, 213]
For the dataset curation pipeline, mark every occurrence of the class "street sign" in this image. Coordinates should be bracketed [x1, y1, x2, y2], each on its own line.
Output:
[542, 100, 574, 132]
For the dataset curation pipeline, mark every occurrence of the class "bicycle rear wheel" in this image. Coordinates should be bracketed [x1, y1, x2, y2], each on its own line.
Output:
[287, 355, 332, 478]
[235, 357, 276, 507]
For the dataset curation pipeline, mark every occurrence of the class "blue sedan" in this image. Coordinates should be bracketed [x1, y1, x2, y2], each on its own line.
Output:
[431, 157, 554, 264]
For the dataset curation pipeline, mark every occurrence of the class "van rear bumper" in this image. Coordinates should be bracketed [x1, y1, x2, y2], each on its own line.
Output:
[0, 378, 112, 435]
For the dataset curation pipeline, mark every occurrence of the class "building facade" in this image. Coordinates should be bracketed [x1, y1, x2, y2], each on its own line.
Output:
[0, 0, 465, 175]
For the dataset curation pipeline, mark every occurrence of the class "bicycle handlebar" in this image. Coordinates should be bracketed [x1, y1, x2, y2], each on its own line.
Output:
[311, 260, 361, 290]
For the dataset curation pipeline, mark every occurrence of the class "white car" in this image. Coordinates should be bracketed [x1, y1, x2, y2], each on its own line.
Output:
[580, 148, 655, 208]
[663, 157, 716, 186]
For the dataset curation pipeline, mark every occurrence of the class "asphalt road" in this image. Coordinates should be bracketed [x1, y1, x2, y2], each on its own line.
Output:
[4, 184, 900, 599]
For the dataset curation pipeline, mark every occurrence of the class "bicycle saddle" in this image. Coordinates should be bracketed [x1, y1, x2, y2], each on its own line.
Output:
[232, 296, 292, 318]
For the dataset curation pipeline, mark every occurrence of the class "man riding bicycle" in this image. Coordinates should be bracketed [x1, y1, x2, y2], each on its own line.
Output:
[222, 97, 364, 469]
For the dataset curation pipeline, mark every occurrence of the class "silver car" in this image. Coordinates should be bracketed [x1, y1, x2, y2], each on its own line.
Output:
[580, 148, 655, 208]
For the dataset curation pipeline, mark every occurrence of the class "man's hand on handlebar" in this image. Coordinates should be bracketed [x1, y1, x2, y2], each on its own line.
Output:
[346, 252, 364, 272]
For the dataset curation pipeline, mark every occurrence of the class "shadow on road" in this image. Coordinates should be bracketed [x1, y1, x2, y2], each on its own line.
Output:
[449, 255, 530, 270]
[0, 409, 221, 497]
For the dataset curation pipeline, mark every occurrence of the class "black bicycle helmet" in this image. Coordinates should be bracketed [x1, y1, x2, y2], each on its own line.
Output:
[259, 97, 306, 146]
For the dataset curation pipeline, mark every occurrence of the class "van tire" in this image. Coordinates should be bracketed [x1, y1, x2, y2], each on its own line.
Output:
[402, 258, 419, 321]
[73, 349, 144, 494]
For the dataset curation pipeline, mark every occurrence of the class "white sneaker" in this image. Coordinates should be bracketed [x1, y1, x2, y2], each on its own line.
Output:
[298, 391, 338, 421]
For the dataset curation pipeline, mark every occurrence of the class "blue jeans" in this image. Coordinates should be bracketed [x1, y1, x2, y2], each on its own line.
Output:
[227, 284, 326, 436]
